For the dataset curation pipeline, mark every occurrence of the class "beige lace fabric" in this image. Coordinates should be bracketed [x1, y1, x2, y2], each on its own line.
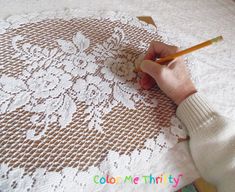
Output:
[0, 10, 189, 191]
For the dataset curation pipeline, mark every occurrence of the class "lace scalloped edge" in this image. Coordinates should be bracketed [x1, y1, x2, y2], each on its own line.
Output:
[0, 9, 157, 35]
[0, 116, 187, 191]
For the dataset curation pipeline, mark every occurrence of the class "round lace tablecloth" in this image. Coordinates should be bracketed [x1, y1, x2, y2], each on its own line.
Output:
[0, 10, 201, 192]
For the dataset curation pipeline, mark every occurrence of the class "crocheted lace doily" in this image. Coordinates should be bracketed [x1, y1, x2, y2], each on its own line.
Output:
[0, 10, 188, 191]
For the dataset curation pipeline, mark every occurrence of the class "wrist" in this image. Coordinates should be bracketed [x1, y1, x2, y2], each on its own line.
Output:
[175, 87, 197, 105]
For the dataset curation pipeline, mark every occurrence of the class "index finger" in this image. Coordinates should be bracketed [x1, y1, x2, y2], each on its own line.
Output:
[144, 41, 178, 60]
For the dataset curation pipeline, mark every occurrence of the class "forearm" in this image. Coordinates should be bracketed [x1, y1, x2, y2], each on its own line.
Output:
[176, 93, 235, 192]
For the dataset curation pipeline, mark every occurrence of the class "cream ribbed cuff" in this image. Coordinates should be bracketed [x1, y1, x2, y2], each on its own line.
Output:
[176, 93, 218, 136]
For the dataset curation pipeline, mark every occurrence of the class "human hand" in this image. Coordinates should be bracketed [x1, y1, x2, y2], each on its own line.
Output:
[139, 41, 197, 105]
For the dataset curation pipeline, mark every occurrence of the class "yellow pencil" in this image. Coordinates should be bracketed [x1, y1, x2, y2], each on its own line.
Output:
[135, 35, 223, 72]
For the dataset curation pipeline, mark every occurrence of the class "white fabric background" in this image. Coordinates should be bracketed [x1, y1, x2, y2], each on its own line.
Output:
[0, 0, 234, 191]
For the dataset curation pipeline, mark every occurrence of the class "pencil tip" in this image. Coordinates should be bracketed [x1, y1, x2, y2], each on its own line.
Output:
[212, 36, 223, 43]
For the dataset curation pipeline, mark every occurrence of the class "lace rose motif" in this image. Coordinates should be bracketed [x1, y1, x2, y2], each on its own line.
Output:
[74, 75, 112, 130]
[0, 27, 158, 139]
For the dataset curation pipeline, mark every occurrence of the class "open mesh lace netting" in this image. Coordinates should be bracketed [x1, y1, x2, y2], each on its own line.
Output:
[0, 11, 187, 191]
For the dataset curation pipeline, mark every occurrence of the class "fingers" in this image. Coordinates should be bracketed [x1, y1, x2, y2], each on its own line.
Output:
[139, 73, 156, 90]
[144, 41, 179, 60]
[139, 41, 179, 90]
[140, 60, 163, 80]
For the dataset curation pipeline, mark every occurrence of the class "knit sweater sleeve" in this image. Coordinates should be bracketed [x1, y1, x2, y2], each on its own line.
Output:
[176, 93, 235, 192]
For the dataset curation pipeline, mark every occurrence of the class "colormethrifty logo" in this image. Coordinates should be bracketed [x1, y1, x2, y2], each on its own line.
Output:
[93, 173, 183, 188]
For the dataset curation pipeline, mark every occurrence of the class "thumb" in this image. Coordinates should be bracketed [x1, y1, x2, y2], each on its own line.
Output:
[140, 60, 163, 80]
